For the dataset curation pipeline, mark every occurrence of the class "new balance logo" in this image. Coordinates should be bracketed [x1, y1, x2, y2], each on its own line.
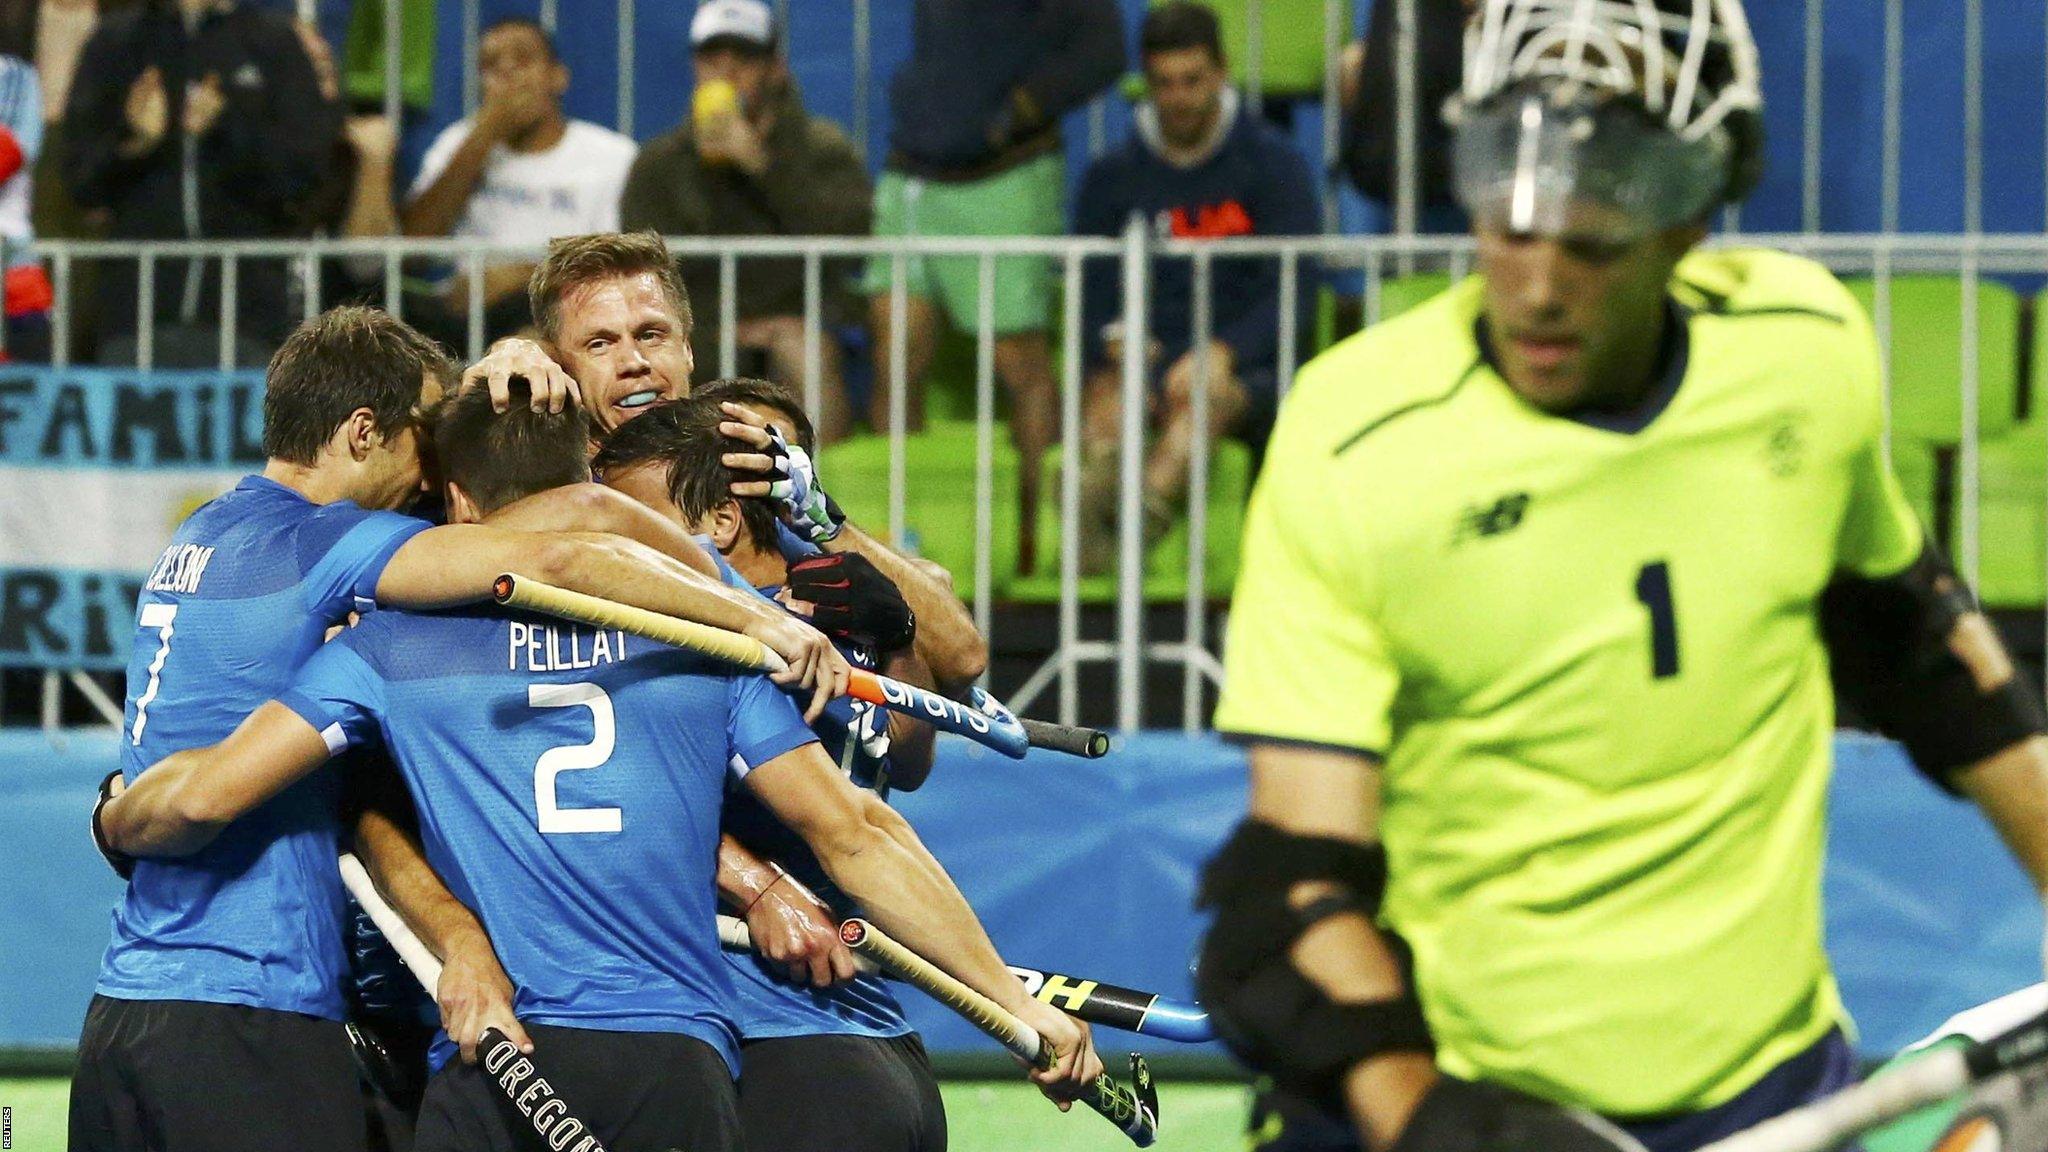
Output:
[1453, 492, 1531, 544]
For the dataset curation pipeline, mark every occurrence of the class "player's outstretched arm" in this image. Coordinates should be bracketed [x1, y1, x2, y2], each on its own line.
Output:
[487, 481, 719, 579]
[745, 742, 1105, 1105]
[1231, 742, 1439, 1148]
[1823, 546, 2048, 896]
[353, 772, 533, 1063]
[718, 401, 989, 692]
[376, 525, 850, 717]
[715, 833, 858, 988]
[98, 702, 334, 857]
[1207, 745, 1649, 1152]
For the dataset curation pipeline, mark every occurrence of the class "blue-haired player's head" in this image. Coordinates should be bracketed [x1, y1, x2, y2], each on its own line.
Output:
[261, 304, 458, 513]
[1446, 0, 1761, 413]
[432, 375, 592, 522]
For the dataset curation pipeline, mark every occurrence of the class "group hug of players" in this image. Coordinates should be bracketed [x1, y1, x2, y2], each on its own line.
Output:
[73, 230, 1095, 1152]
[67, 1, 2048, 1151]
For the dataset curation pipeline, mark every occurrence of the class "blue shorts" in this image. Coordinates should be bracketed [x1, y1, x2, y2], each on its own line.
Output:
[1247, 1028, 1857, 1152]
[1619, 1028, 1857, 1152]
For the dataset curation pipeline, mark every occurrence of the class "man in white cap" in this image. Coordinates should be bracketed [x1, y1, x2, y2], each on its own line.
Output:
[622, 0, 871, 443]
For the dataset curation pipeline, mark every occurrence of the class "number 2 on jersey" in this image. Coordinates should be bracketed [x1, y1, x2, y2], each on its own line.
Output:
[530, 682, 622, 834]
[1634, 561, 1681, 679]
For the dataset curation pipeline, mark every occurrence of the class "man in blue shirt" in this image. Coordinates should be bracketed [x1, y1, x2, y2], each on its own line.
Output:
[1071, 1, 1319, 573]
[74, 305, 850, 1152]
[97, 381, 1102, 1152]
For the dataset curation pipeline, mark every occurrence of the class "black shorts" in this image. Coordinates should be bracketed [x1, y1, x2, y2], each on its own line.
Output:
[412, 1024, 741, 1152]
[68, 994, 369, 1152]
[739, 1031, 946, 1152]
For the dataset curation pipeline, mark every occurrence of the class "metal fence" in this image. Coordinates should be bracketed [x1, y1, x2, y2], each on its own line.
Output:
[13, 227, 2048, 736]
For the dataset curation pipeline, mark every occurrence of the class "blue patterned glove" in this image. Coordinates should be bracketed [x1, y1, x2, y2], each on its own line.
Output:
[760, 426, 846, 545]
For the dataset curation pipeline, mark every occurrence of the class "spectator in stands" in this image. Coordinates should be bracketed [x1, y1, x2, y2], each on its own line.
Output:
[62, 0, 332, 366]
[621, 0, 870, 443]
[296, 19, 395, 239]
[403, 17, 636, 346]
[291, 18, 401, 312]
[21, 0, 139, 363]
[1337, 0, 1470, 232]
[1072, 2, 1316, 574]
[0, 52, 51, 360]
[865, 0, 1125, 575]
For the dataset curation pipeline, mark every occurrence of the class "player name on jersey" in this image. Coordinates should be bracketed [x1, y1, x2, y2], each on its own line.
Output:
[507, 620, 629, 673]
[142, 543, 215, 595]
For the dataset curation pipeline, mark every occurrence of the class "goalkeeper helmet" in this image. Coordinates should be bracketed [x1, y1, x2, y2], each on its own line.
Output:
[1446, 0, 1763, 245]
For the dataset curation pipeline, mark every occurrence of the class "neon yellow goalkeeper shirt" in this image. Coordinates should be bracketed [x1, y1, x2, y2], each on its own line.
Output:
[1213, 248, 1924, 1117]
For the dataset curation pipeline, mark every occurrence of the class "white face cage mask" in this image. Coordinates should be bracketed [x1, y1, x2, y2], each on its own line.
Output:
[1447, 0, 1763, 243]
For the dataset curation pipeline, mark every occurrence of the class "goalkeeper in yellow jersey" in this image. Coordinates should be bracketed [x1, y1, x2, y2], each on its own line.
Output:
[1199, 3, 2048, 1152]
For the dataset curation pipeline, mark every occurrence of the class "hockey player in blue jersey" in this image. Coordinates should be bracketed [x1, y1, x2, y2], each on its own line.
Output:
[592, 384, 981, 1152]
[97, 379, 1103, 1152]
[74, 306, 853, 1152]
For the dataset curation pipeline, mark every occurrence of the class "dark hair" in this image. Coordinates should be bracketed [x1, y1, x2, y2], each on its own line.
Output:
[529, 231, 693, 344]
[692, 376, 815, 454]
[482, 16, 558, 62]
[589, 398, 779, 553]
[1140, 2, 1224, 63]
[432, 378, 592, 515]
[262, 306, 454, 466]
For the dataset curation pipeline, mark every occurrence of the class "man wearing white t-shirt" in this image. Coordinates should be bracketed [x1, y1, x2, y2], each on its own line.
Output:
[403, 17, 636, 342]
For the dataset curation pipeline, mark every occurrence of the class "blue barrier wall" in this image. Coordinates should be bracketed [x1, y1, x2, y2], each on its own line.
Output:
[1, 730, 2039, 1059]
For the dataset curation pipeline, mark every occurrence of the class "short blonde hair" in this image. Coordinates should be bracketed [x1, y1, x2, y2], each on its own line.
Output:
[528, 230, 693, 342]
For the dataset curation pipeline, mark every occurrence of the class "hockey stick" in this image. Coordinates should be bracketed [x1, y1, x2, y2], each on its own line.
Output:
[1006, 963, 1212, 1044]
[1018, 717, 1113, 758]
[715, 915, 1208, 1043]
[494, 575, 1031, 758]
[836, 918, 1160, 1146]
[338, 854, 613, 1152]
[1698, 1008, 2048, 1152]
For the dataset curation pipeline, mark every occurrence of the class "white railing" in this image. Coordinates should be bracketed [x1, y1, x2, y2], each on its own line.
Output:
[15, 227, 2048, 733]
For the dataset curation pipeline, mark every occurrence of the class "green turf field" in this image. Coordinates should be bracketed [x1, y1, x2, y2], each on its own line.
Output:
[1, 1077, 1250, 1150]
[2, 1079, 66, 1152]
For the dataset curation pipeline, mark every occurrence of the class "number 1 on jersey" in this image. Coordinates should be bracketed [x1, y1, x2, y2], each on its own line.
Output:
[1634, 561, 1680, 679]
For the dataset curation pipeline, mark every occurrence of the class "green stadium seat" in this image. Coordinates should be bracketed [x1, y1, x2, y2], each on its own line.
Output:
[1842, 277, 2022, 445]
[1973, 421, 2047, 608]
[1007, 438, 1252, 603]
[343, 0, 437, 110]
[1149, 0, 1353, 98]
[1885, 437, 1941, 552]
[1372, 274, 1456, 325]
[817, 422, 1022, 599]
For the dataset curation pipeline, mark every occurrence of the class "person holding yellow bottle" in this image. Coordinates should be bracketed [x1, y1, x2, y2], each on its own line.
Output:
[621, 0, 873, 442]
